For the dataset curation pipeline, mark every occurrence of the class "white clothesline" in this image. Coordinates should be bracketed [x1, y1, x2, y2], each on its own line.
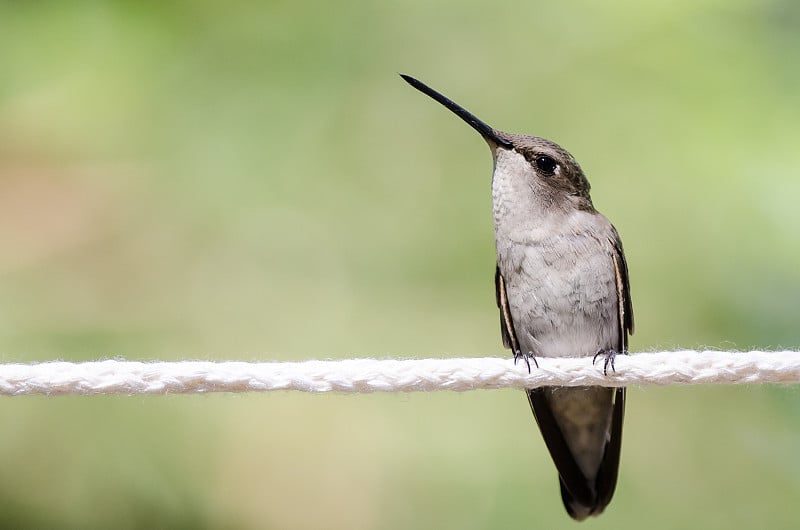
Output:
[0, 350, 797, 396]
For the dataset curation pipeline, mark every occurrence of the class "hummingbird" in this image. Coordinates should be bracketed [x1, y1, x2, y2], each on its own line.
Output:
[401, 74, 633, 520]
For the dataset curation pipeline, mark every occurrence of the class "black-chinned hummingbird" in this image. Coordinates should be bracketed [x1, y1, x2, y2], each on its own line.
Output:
[401, 74, 633, 520]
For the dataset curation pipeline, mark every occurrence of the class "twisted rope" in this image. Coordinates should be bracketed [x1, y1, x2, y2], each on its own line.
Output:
[0, 351, 798, 396]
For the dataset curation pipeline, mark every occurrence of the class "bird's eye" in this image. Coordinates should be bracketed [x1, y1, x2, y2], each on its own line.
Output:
[534, 155, 557, 176]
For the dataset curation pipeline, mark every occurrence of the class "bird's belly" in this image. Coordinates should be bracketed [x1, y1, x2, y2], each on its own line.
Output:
[500, 240, 619, 358]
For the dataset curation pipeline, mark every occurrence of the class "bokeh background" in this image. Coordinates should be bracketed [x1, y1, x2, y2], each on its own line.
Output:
[1, 1, 799, 528]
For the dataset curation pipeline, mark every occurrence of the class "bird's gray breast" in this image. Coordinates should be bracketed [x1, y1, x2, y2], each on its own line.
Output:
[496, 213, 620, 358]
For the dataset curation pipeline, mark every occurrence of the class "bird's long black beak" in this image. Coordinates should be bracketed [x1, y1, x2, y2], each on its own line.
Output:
[400, 74, 512, 149]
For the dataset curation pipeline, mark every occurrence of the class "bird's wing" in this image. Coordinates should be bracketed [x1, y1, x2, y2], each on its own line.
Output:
[610, 230, 634, 345]
[495, 265, 520, 354]
[592, 230, 634, 511]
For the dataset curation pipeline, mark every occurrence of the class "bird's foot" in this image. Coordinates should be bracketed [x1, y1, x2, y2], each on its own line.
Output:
[593, 349, 622, 376]
[514, 350, 539, 372]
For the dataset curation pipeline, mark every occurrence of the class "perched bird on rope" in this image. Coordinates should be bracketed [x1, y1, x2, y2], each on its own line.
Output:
[402, 75, 633, 520]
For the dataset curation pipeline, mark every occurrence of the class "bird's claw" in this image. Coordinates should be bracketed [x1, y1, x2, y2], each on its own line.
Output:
[593, 349, 622, 376]
[514, 350, 539, 372]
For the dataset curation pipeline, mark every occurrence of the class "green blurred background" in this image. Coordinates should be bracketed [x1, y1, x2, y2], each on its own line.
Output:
[1, 0, 799, 528]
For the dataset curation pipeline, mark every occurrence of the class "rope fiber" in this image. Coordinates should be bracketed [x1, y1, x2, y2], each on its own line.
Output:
[0, 350, 798, 396]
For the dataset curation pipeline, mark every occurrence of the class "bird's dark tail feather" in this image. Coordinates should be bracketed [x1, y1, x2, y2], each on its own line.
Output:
[529, 386, 625, 521]
[559, 477, 603, 522]
[556, 388, 626, 521]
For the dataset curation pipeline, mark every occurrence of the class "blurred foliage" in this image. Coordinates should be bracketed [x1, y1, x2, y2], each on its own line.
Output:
[1, 0, 799, 528]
